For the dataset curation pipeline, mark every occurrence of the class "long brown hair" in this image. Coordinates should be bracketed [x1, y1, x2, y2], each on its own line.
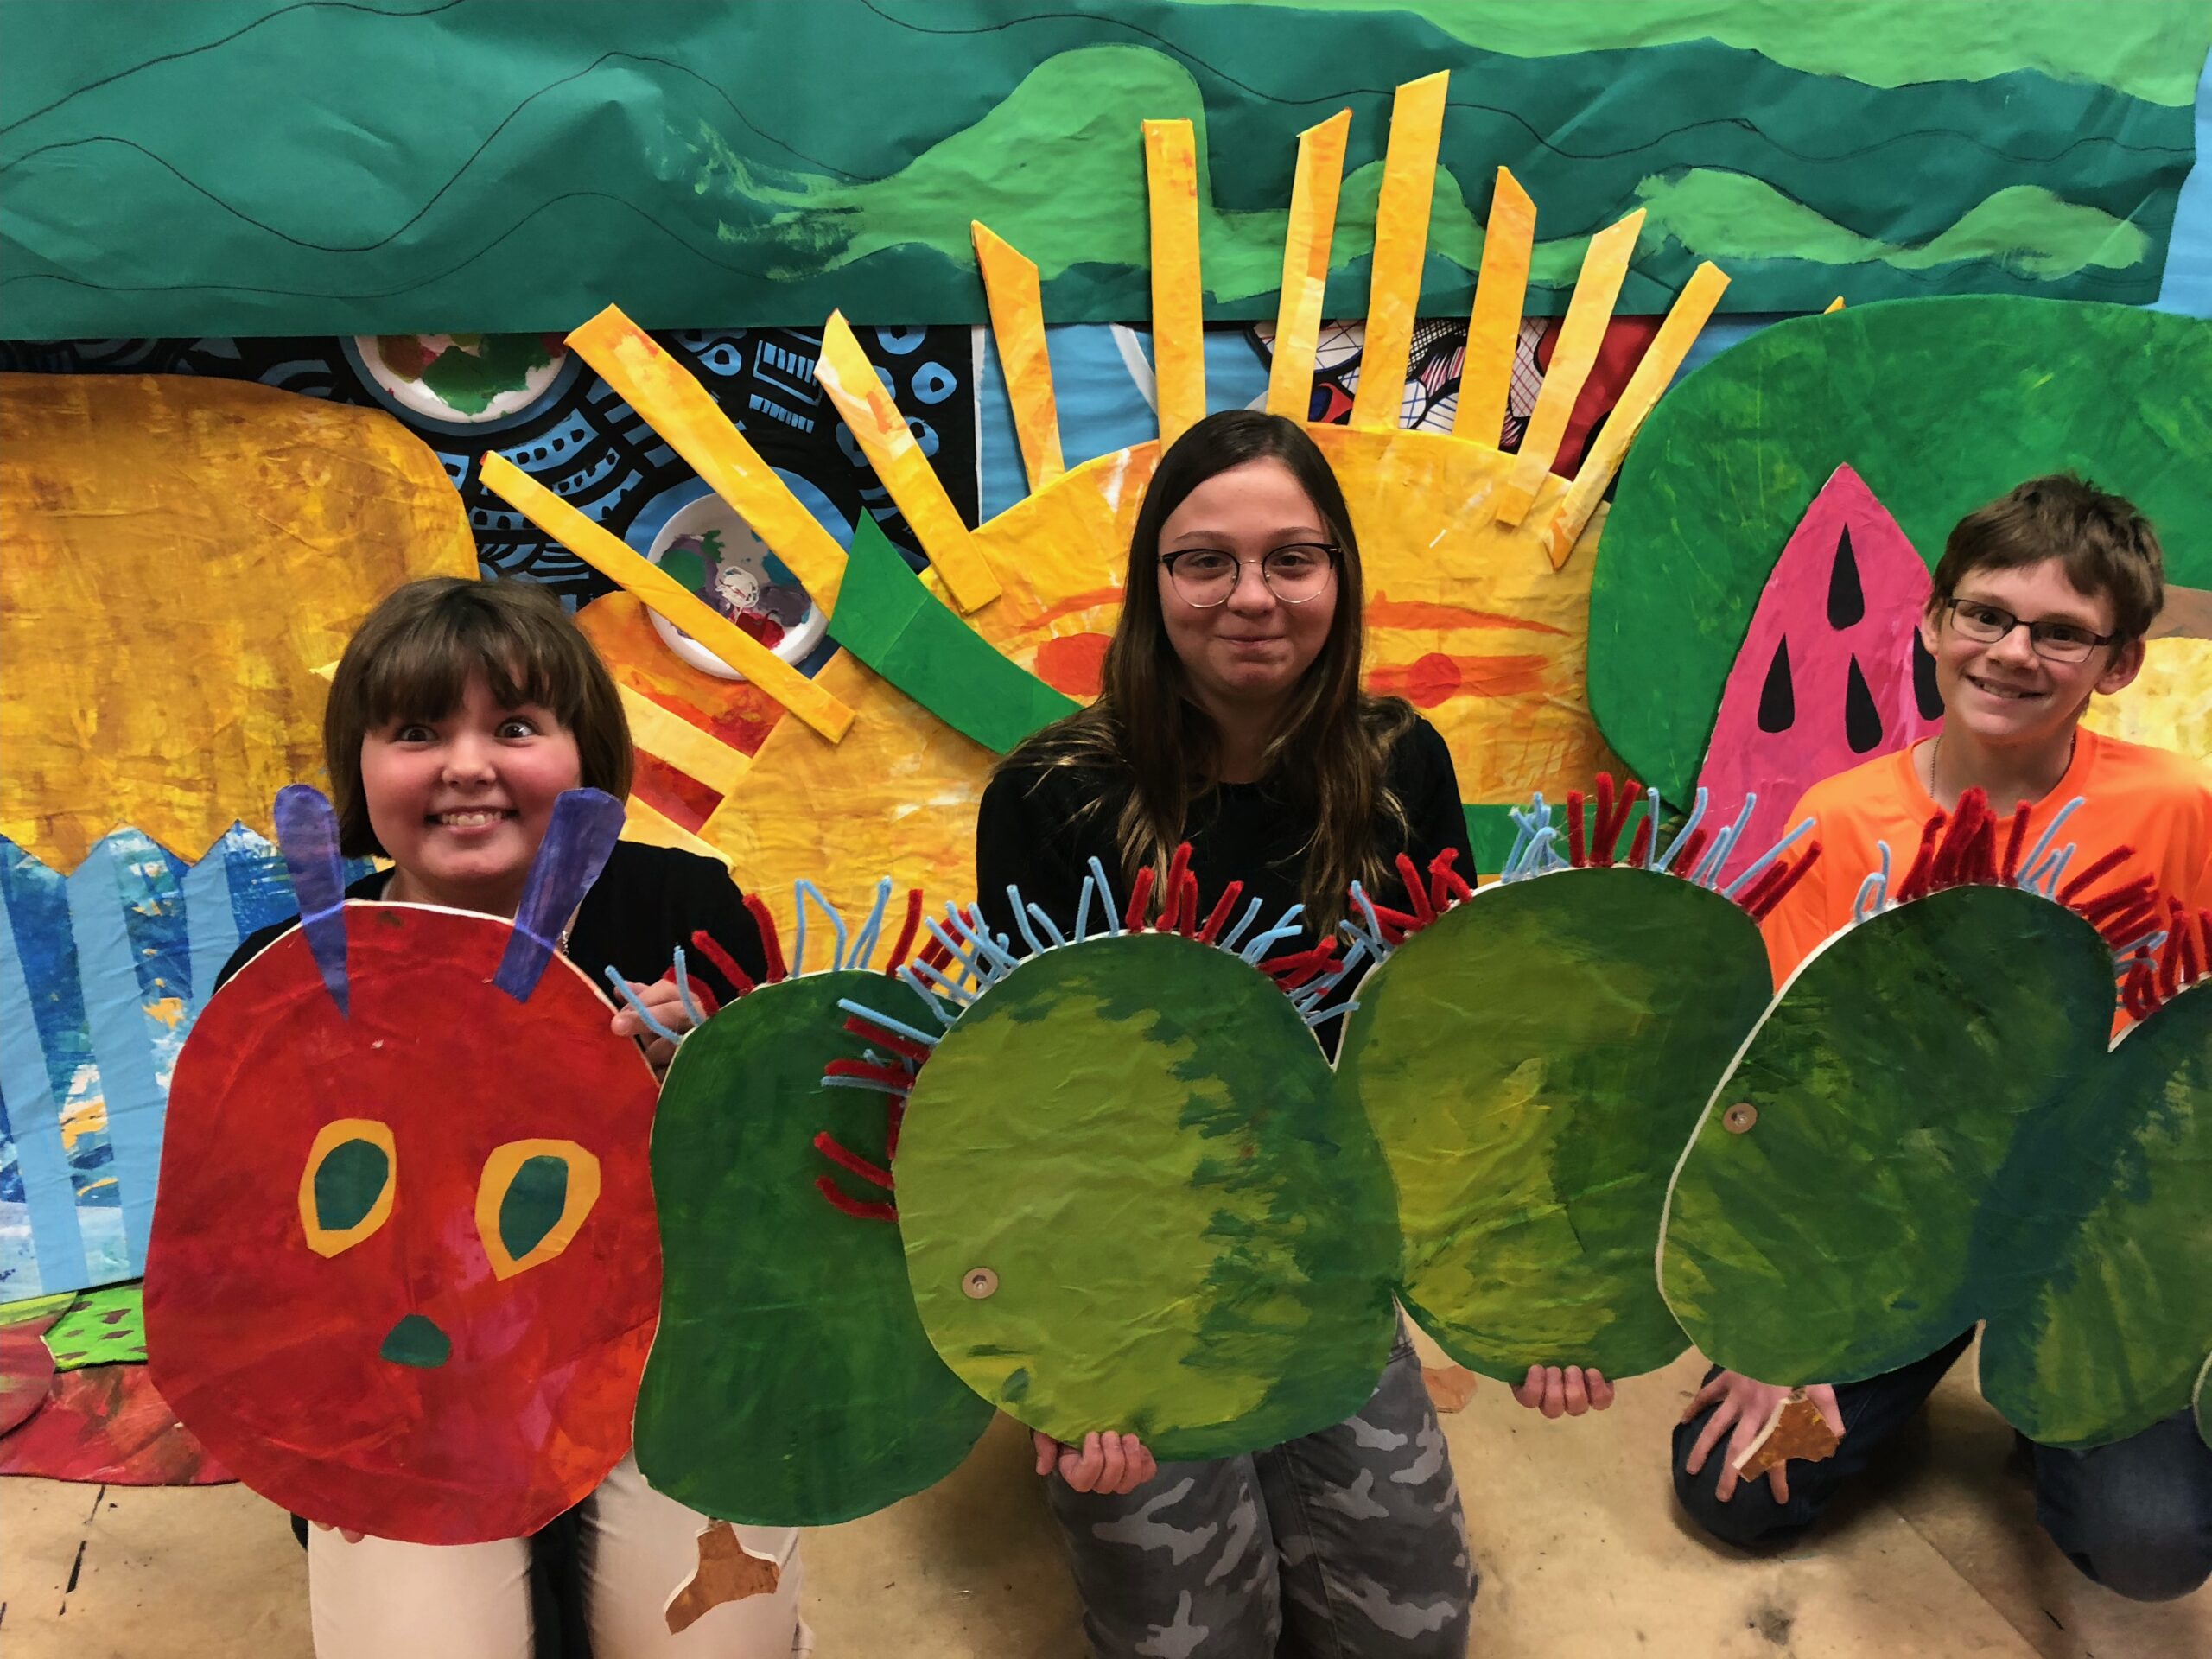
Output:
[1002, 410, 1411, 928]
[324, 577, 632, 859]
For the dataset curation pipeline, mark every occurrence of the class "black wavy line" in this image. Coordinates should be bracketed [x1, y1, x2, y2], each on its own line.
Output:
[856, 0, 2189, 168]
[0, 50, 863, 255]
[0, 0, 468, 138]
[0, 187, 807, 301]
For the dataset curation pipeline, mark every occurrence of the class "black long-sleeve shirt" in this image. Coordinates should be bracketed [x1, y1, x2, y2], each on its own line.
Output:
[973, 715, 1474, 1014]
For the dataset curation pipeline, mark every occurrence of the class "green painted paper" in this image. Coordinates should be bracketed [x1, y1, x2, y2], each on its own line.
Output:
[378, 1313, 452, 1370]
[313, 1139, 391, 1234]
[895, 933, 1398, 1462]
[1660, 887, 2116, 1389]
[1976, 985, 2212, 1449]
[4, 3, 2196, 334]
[1338, 869, 1770, 1381]
[497, 1155, 570, 1262]
[827, 514, 1078, 755]
[2196, 1353, 2212, 1448]
[42, 1282, 146, 1370]
[1591, 298, 2212, 804]
[0, 1293, 78, 1328]
[636, 970, 992, 1527]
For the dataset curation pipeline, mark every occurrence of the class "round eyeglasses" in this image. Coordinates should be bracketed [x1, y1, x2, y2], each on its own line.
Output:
[1940, 597, 2118, 664]
[1160, 543, 1339, 607]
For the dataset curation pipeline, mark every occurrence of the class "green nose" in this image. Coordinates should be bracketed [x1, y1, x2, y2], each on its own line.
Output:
[378, 1313, 451, 1370]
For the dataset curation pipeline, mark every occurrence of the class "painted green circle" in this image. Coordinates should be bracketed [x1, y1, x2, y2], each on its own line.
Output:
[896, 933, 1398, 1462]
[636, 970, 993, 1526]
[1338, 869, 1771, 1380]
[1662, 885, 2116, 1388]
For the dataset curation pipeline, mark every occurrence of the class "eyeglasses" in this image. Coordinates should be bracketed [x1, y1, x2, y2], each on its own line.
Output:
[1939, 597, 2119, 664]
[1160, 543, 1339, 607]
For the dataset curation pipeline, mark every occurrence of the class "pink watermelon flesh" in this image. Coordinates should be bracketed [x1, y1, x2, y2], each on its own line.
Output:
[1698, 464, 1942, 887]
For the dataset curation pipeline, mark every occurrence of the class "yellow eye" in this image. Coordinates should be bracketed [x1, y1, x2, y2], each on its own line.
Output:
[476, 1139, 601, 1280]
[299, 1119, 397, 1256]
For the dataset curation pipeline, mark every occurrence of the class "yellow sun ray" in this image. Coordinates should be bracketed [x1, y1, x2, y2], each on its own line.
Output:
[478, 451, 855, 741]
[1539, 260, 1729, 568]
[621, 796, 734, 864]
[1492, 209, 1647, 525]
[1265, 109, 1352, 421]
[1452, 168, 1535, 446]
[565, 306, 850, 613]
[615, 683, 751, 793]
[973, 222, 1065, 493]
[813, 312, 1003, 615]
[1143, 118, 1205, 447]
[1350, 71, 1450, 434]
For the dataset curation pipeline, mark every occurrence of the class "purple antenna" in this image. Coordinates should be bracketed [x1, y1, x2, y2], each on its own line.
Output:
[273, 785, 351, 1017]
[494, 788, 625, 1002]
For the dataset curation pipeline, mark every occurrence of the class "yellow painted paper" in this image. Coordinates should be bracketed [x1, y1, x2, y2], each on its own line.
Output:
[620, 796, 733, 865]
[973, 223, 1065, 492]
[813, 313, 1003, 616]
[1824, 296, 1847, 313]
[1143, 119, 1205, 448]
[2084, 635, 2212, 758]
[0, 374, 474, 870]
[1350, 73, 1450, 435]
[1495, 210, 1647, 524]
[702, 445, 1149, 940]
[1541, 261, 1729, 568]
[1266, 110, 1352, 420]
[478, 452, 854, 743]
[1452, 168, 1535, 447]
[565, 306, 849, 614]
[616, 684, 751, 794]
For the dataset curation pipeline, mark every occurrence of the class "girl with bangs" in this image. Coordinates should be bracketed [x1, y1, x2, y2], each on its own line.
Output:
[219, 576, 809, 1658]
[976, 410, 1607, 1657]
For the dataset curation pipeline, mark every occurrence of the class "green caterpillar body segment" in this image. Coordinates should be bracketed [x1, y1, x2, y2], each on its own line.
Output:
[1978, 983, 2212, 1448]
[894, 933, 1399, 1462]
[1339, 868, 1772, 1380]
[1661, 886, 2113, 1387]
[637, 970, 992, 1525]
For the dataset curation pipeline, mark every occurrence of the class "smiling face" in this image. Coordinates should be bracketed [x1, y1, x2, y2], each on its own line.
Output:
[1155, 457, 1340, 715]
[361, 673, 583, 916]
[1919, 558, 2145, 753]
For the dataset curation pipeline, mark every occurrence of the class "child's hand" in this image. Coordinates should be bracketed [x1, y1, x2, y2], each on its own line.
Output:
[1033, 1428, 1156, 1495]
[310, 1519, 368, 1544]
[1510, 1363, 1616, 1418]
[1681, 1372, 1844, 1503]
[612, 975, 696, 1077]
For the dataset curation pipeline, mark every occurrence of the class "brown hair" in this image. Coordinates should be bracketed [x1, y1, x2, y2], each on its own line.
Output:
[1000, 410, 1411, 929]
[324, 577, 632, 858]
[1933, 474, 2165, 642]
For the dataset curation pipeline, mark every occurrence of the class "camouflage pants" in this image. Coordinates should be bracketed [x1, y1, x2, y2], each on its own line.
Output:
[1046, 1329, 1474, 1658]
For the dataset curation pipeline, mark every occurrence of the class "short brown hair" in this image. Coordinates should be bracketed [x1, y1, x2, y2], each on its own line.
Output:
[1932, 474, 2164, 641]
[324, 577, 632, 858]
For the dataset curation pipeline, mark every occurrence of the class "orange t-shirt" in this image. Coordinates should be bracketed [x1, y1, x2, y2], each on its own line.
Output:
[1760, 730, 2212, 995]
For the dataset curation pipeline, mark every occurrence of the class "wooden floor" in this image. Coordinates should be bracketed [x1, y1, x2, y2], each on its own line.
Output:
[3, 1338, 2203, 1657]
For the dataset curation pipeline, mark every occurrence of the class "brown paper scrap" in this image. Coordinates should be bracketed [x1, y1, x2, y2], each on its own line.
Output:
[664, 1520, 781, 1635]
[1421, 1364, 1480, 1414]
[1731, 1388, 1840, 1479]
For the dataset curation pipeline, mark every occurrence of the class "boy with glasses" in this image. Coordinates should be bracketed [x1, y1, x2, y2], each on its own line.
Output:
[1672, 474, 2212, 1601]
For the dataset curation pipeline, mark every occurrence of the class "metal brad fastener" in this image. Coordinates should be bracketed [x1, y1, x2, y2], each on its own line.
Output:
[963, 1267, 999, 1299]
[1723, 1102, 1758, 1134]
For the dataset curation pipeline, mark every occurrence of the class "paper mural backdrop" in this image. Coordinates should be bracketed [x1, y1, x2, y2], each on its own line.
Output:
[7, 2, 2209, 334]
[1588, 297, 2212, 815]
[144, 791, 663, 1543]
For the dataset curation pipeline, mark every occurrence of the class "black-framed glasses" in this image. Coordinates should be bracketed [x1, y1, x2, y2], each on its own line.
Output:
[1938, 596, 2119, 664]
[1160, 543, 1339, 607]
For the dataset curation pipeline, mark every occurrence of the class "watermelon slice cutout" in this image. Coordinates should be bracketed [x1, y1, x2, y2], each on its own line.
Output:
[1698, 465, 1942, 886]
